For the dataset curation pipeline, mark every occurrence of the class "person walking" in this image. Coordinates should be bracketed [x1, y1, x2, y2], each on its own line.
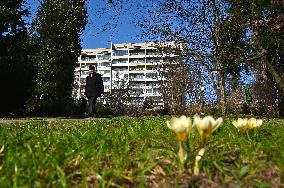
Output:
[85, 65, 104, 118]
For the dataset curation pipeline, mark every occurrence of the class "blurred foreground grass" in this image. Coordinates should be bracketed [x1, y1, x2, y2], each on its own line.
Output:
[0, 117, 283, 187]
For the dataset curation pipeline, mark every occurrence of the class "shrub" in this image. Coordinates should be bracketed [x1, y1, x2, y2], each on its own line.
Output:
[96, 104, 120, 117]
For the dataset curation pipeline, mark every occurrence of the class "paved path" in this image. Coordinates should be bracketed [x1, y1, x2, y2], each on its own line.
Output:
[0, 119, 32, 123]
[0, 118, 108, 124]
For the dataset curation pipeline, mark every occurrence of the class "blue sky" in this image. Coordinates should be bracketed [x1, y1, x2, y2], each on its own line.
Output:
[26, 0, 154, 49]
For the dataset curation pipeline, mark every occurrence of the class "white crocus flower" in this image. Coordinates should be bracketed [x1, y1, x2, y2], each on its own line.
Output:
[232, 118, 249, 133]
[233, 118, 263, 133]
[232, 118, 248, 128]
[166, 115, 192, 142]
[167, 115, 192, 164]
[247, 118, 263, 128]
[194, 115, 223, 143]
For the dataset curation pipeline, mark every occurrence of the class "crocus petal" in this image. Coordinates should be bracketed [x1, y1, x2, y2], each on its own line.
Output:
[194, 115, 222, 142]
[248, 118, 256, 128]
[256, 119, 263, 127]
[212, 117, 223, 133]
[193, 114, 201, 127]
[232, 120, 238, 128]
[166, 116, 192, 141]
[166, 120, 171, 129]
[215, 117, 223, 127]
[198, 148, 206, 156]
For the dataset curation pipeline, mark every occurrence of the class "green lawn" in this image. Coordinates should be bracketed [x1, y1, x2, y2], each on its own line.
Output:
[0, 117, 283, 187]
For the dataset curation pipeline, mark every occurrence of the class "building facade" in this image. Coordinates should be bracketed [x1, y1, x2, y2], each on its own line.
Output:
[73, 41, 177, 107]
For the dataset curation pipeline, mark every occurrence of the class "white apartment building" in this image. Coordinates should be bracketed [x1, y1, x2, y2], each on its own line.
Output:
[73, 41, 178, 107]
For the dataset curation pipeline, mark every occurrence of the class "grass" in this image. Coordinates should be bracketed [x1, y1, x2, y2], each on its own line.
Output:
[0, 116, 283, 187]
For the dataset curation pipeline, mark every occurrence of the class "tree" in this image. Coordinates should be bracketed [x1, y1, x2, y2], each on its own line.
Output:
[140, 0, 244, 114]
[154, 42, 190, 114]
[104, 72, 144, 116]
[221, 0, 284, 116]
[0, 0, 36, 116]
[30, 0, 87, 115]
[248, 0, 284, 116]
[140, 0, 284, 115]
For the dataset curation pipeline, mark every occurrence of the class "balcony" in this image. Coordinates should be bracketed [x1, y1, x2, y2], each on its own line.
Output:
[112, 50, 128, 58]
[112, 60, 129, 66]
[146, 58, 162, 65]
[97, 62, 111, 67]
[129, 76, 145, 81]
[144, 84, 160, 89]
[129, 50, 145, 56]
[80, 56, 96, 62]
[102, 78, 111, 83]
[130, 94, 145, 98]
[146, 49, 162, 57]
[129, 68, 145, 73]
[129, 53, 145, 59]
[145, 92, 162, 97]
[112, 69, 128, 75]
[131, 84, 145, 89]
[103, 84, 111, 92]
[129, 60, 145, 66]
[145, 72, 158, 81]
[97, 54, 111, 60]
[112, 63, 129, 67]
[102, 73, 111, 77]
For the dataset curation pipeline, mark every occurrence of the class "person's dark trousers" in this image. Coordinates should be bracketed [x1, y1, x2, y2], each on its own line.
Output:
[87, 96, 97, 117]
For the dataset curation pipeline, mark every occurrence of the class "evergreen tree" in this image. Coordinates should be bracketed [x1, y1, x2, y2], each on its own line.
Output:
[31, 0, 87, 115]
[0, 0, 36, 116]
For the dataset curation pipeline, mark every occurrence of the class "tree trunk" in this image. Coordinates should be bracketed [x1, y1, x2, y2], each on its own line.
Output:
[267, 62, 284, 95]
[218, 72, 226, 114]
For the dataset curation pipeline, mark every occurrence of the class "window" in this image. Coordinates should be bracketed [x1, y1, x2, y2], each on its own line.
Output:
[102, 77, 110, 82]
[129, 50, 145, 56]
[146, 89, 152, 93]
[98, 63, 110, 67]
[146, 73, 157, 79]
[113, 50, 128, 56]
[97, 54, 110, 60]
[81, 71, 88, 75]
[112, 59, 128, 64]
[146, 82, 159, 86]
[105, 85, 110, 90]
[130, 59, 144, 64]
[81, 63, 87, 68]
[147, 58, 159, 64]
[146, 49, 161, 55]
[153, 89, 160, 94]
[102, 62, 110, 67]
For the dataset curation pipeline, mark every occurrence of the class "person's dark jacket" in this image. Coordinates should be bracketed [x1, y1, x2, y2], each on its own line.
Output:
[85, 73, 104, 98]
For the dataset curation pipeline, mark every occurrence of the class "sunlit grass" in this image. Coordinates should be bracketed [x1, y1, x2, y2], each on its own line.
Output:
[0, 117, 283, 187]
